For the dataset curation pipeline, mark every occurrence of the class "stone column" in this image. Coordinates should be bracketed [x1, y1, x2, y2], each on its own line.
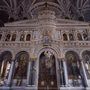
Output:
[1, 32, 5, 41]
[75, 31, 78, 41]
[36, 58, 39, 89]
[0, 61, 4, 84]
[31, 59, 37, 86]
[16, 31, 20, 41]
[81, 34, 84, 41]
[57, 58, 61, 88]
[7, 60, 15, 86]
[0, 61, 4, 76]
[24, 32, 26, 41]
[80, 60, 88, 86]
[80, 33, 84, 41]
[27, 59, 31, 86]
[67, 33, 70, 41]
[62, 58, 69, 86]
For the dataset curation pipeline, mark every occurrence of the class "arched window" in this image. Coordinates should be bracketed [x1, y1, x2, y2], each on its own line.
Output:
[26, 34, 31, 41]
[0, 51, 12, 85]
[11, 34, 16, 41]
[77, 33, 82, 41]
[20, 34, 25, 41]
[0, 34, 2, 40]
[38, 51, 57, 88]
[66, 51, 84, 86]
[82, 51, 90, 79]
[83, 33, 88, 41]
[30, 61, 36, 85]
[69, 33, 74, 41]
[13, 51, 29, 86]
[5, 34, 11, 41]
[63, 33, 68, 41]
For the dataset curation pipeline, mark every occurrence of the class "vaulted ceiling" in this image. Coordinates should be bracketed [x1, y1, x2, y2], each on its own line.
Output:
[0, 0, 90, 22]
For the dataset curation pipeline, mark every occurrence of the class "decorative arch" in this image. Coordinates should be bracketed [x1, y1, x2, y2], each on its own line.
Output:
[69, 33, 74, 41]
[15, 51, 29, 60]
[13, 51, 29, 86]
[80, 49, 90, 59]
[0, 51, 12, 85]
[63, 49, 80, 59]
[82, 50, 90, 79]
[83, 33, 88, 41]
[63, 33, 68, 41]
[77, 33, 82, 41]
[20, 34, 25, 41]
[38, 48, 58, 59]
[65, 51, 80, 62]
[0, 49, 15, 59]
[5, 34, 11, 41]
[26, 34, 31, 41]
[65, 51, 84, 86]
[11, 34, 16, 41]
[38, 48, 58, 89]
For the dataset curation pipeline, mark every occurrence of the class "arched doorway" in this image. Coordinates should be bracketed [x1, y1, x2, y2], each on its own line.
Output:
[38, 51, 58, 90]
[0, 51, 12, 85]
[82, 50, 90, 79]
[65, 51, 85, 86]
[12, 51, 29, 86]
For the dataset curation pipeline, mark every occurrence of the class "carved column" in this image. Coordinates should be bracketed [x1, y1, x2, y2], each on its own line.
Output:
[27, 57, 37, 86]
[33, 58, 38, 88]
[62, 58, 69, 86]
[34, 60, 37, 86]
[1, 32, 5, 41]
[16, 31, 20, 41]
[67, 33, 70, 41]
[0, 61, 4, 76]
[80, 60, 88, 86]
[7, 59, 15, 86]
[30, 58, 37, 86]
[27, 59, 31, 86]
[75, 30, 78, 41]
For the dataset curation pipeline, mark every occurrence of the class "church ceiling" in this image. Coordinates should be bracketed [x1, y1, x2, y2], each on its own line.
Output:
[0, 0, 90, 22]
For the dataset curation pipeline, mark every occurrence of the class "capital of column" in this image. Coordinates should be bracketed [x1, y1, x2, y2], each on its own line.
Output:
[57, 58, 64, 62]
[9, 59, 15, 64]
[60, 58, 66, 61]
[10, 59, 16, 63]
[30, 53, 37, 61]
[79, 58, 84, 63]
[30, 55, 37, 61]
